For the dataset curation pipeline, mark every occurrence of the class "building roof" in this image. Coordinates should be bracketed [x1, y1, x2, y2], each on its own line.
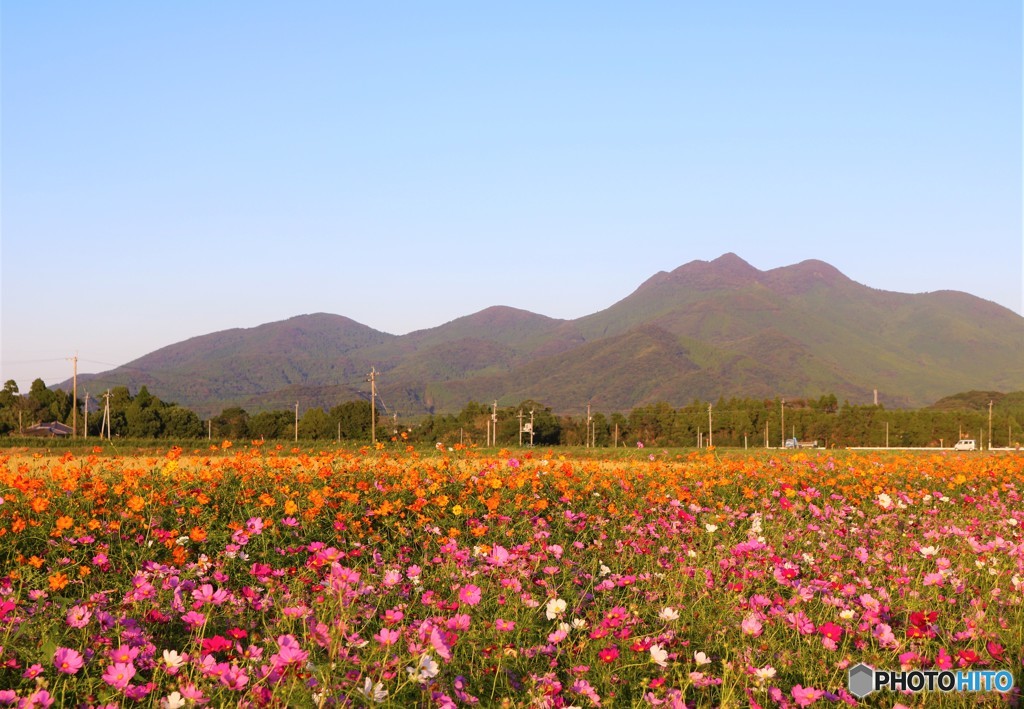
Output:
[23, 421, 74, 437]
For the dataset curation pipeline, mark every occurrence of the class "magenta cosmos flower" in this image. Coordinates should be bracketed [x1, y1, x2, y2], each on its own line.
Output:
[102, 662, 136, 690]
[458, 584, 482, 606]
[53, 647, 84, 675]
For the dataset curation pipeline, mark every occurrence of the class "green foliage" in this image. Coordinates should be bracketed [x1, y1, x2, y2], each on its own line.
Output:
[329, 400, 376, 440]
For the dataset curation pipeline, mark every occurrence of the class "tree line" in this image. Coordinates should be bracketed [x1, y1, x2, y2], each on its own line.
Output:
[2, 378, 1022, 448]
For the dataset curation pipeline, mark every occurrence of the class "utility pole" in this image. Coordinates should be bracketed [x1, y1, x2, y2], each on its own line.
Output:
[708, 404, 713, 448]
[68, 354, 78, 438]
[517, 409, 523, 447]
[491, 401, 497, 447]
[83, 392, 89, 439]
[885, 421, 889, 448]
[367, 367, 377, 446]
[294, 402, 299, 443]
[988, 400, 994, 451]
[780, 399, 785, 449]
[101, 390, 111, 440]
[530, 410, 535, 446]
[586, 403, 592, 448]
[614, 422, 618, 448]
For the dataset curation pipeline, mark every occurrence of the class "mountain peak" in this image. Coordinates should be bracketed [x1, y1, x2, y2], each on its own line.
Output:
[653, 252, 763, 290]
[765, 259, 852, 294]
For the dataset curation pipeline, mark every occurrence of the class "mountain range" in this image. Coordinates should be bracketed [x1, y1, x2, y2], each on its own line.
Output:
[68, 254, 1024, 417]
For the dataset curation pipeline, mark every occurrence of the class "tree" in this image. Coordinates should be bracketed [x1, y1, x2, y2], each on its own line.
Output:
[211, 407, 249, 440]
[27, 378, 55, 422]
[330, 400, 375, 440]
[248, 411, 293, 440]
[160, 405, 204, 438]
[299, 407, 333, 440]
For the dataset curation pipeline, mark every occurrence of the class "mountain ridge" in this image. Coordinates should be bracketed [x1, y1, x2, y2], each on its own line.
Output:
[65, 254, 1024, 417]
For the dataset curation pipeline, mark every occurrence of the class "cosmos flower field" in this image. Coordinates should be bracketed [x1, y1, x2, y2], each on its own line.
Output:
[0, 444, 1022, 707]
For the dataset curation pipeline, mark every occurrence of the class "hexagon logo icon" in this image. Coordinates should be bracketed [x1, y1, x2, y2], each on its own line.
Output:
[848, 663, 875, 699]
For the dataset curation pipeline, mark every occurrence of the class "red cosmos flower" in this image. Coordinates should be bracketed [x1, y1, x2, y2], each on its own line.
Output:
[201, 635, 232, 655]
[818, 622, 843, 643]
[956, 649, 980, 667]
[986, 641, 1005, 661]
[907, 611, 938, 639]
[598, 646, 620, 663]
[909, 611, 937, 628]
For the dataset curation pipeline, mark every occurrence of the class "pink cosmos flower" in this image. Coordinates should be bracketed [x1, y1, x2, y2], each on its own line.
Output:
[488, 545, 510, 566]
[179, 684, 209, 704]
[22, 690, 53, 708]
[109, 645, 140, 664]
[66, 604, 92, 628]
[219, 665, 249, 690]
[192, 584, 229, 606]
[53, 647, 84, 675]
[181, 611, 207, 629]
[791, 684, 823, 707]
[102, 662, 136, 690]
[495, 619, 515, 632]
[741, 615, 763, 636]
[270, 634, 308, 669]
[374, 628, 400, 646]
[923, 572, 945, 586]
[571, 679, 602, 706]
[458, 584, 482, 606]
[548, 628, 568, 644]
[447, 613, 471, 631]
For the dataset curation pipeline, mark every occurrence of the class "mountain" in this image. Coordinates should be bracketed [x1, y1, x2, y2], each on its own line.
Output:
[68, 254, 1024, 417]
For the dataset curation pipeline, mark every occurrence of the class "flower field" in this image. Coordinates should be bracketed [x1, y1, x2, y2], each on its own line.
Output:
[0, 444, 1022, 707]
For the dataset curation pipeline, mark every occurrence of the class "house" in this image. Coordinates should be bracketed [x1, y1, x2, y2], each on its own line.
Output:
[23, 421, 74, 437]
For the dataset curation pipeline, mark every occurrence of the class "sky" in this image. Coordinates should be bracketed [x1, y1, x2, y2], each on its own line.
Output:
[2, 2, 1022, 392]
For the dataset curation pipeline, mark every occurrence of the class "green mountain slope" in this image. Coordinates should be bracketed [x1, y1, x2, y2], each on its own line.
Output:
[67, 255, 1024, 416]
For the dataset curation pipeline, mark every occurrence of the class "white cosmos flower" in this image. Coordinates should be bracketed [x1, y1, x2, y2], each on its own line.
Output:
[160, 693, 186, 709]
[545, 598, 567, 620]
[359, 677, 389, 703]
[650, 643, 668, 667]
[659, 607, 680, 622]
[693, 651, 711, 666]
[406, 654, 439, 682]
[919, 545, 939, 558]
[162, 650, 186, 669]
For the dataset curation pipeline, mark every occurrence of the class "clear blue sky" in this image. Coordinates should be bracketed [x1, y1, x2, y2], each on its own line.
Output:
[2, 2, 1021, 392]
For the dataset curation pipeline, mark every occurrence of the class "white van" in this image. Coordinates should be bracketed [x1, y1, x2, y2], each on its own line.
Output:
[953, 439, 977, 451]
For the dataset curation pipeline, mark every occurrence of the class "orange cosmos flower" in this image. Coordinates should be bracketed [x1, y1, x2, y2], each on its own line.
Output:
[48, 572, 69, 591]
